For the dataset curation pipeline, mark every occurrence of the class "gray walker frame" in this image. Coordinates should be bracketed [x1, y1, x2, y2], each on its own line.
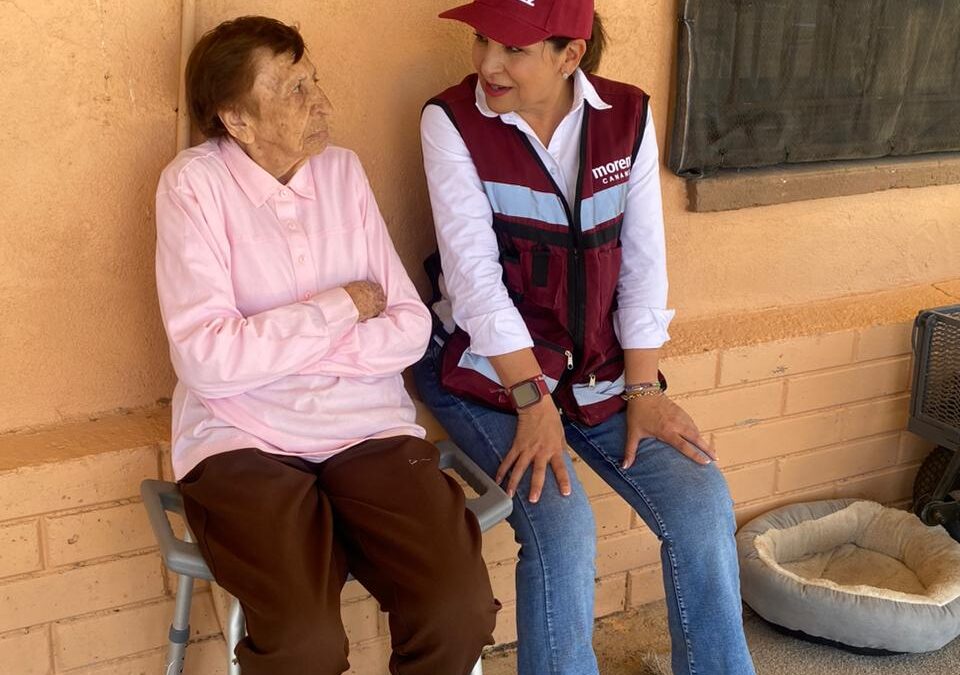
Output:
[142, 440, 513, 675]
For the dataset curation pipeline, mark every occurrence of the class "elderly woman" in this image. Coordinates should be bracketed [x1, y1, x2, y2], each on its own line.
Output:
[154, 16, 498, 675]
[414, 1, 755, 674]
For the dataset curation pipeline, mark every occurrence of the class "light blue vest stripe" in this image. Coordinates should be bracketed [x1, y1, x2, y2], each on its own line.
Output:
[458, 349, 560, 392]
[482, 181, 568, 226]
[572, 373, 625, 407]
[484, 180, 628, 233]
[461, 348, 621, 406]
[579, 182, 629, 233]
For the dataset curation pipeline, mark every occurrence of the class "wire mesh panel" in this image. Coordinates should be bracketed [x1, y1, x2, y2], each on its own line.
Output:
[910, 305, 960, 450]
[669, 0, 960, 176]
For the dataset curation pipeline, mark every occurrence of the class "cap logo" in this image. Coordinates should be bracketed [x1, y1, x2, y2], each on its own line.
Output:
[516, 0, 535, 6]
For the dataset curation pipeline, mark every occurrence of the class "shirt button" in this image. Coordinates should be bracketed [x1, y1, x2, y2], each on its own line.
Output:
[279, 189, 290, 198]
[298, 255, 305, 264]
[303, 292, 313, 301]
[287, 221, 297, 230]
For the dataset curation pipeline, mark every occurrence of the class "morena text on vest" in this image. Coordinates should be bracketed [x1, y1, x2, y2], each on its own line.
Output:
[591, 155, 632, 185]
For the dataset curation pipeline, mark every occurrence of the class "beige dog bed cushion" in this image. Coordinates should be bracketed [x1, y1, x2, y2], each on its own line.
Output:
[737, 499, 960, 653]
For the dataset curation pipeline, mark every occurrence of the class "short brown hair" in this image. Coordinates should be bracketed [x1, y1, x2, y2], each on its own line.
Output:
[548, 12, 608, 74]
[186, 16, 305, 138]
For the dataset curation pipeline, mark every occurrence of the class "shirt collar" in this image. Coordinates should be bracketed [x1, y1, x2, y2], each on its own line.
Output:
[219, 136, 316, 207]
[473, 68, 612, 121]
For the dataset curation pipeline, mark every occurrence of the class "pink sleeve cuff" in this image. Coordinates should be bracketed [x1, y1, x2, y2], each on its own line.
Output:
[307, 287, 359, 337]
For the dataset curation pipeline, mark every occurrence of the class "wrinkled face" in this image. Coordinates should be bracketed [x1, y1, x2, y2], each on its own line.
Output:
[235, 50, 332, 179]
[472, 33, 567, 116]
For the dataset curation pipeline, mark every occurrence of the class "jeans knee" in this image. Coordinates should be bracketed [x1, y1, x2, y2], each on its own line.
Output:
[558, 521, 597, 567]
[515, 494, 597, 572]
[703, 476, 736, 528]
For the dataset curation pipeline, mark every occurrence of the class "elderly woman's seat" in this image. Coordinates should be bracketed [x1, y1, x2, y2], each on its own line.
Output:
[737, 498, 960, 654]
[142, 439, 512, 675]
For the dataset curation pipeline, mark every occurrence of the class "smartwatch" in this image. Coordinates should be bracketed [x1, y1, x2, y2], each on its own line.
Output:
[508, 374, 550, 410]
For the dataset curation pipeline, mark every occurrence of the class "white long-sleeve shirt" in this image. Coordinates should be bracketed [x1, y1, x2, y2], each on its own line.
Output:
[420, 69, 675, 357]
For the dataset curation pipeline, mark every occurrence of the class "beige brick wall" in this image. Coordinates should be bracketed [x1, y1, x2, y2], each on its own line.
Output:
[666, 323, 932, 533]
[0, 317, 939, 672]
[0, 413, 560, 674]
[0, 437, 226, 674]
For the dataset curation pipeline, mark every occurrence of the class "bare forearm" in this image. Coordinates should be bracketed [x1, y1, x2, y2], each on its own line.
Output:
[624, 348, 660, 385]
[489, 348, 544, 389]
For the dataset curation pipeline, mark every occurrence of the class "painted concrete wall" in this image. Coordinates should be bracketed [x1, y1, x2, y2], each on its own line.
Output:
[3, 0, 959, 432]
[0, 0, 182, 432]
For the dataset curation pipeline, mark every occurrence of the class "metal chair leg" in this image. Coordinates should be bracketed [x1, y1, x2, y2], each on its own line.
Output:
[164, 572, 194, 675]
[226, 596, 245, 675]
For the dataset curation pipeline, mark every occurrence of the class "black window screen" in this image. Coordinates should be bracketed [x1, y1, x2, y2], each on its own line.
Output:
[668, 0, 960, 177]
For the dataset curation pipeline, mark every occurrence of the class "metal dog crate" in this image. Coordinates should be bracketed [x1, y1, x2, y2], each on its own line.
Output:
[909, 304, 960, 537]
[909, 304, 960, 450]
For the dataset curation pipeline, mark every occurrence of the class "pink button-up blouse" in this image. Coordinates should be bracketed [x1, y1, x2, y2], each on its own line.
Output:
[155, 137, 430, 479]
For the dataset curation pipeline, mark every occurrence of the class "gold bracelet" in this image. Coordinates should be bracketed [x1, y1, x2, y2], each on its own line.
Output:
[624, 381, 660, 392]
[620, 388, 663, 401]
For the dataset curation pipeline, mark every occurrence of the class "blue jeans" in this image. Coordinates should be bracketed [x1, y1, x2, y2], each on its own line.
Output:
[414, 339, 755, 675]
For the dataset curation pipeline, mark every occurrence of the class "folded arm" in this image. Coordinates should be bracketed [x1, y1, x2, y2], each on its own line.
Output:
[156, 185, 359, 399]
[298, 158, 431, 378]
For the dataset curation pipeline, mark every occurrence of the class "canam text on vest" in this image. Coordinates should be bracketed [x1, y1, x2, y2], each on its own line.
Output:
[592, 155, 632, 185]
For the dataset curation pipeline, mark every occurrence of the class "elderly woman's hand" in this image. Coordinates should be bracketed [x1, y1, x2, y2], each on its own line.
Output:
[622, 395, 717, 469]
[344, 280, 386, 321]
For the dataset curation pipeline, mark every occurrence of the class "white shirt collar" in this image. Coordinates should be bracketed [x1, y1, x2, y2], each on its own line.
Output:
[473, 68, 612, 121]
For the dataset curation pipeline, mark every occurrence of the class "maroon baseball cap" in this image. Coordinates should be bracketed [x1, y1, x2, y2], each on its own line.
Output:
[439, 0, 594, 47]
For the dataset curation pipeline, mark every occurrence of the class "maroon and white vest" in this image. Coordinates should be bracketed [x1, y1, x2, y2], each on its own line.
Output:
[427, 74, 651, 425]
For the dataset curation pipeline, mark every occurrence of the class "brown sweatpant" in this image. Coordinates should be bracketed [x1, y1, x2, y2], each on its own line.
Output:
[179, 436, 500, 675]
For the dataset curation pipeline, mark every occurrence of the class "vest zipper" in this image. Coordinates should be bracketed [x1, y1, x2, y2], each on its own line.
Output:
[569, 106, 591, 356]
[533, 338, 574, 370]
[514, 116, 589, 408]
[570, 250, 584, 349]
[587, 354, 624, 389]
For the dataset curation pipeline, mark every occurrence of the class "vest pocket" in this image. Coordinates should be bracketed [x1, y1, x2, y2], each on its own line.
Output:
[533, 337, 575, 382]
[585, 353, 625, 389]
[590, 243, 623, 315]
[520, 246, 567, 312]
[438, 328, 574, 412]
[531, 248, 550, 287]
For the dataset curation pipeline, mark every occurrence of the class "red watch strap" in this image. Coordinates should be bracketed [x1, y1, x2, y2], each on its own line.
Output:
[508, 374, 550, 409]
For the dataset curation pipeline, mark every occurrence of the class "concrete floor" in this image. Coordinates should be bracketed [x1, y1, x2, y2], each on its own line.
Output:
[482, 602, 672, 675]
[480, 601, 960, 675]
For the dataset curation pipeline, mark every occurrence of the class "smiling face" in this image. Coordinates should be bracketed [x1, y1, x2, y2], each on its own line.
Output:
[471, 33, 583, 120]
[221, 50, 332, 182]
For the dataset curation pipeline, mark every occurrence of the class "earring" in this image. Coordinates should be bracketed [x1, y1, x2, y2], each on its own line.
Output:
[562, 72, 570, 80]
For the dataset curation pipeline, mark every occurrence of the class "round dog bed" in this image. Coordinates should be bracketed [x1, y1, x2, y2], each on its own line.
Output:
[737, 499, 960, 653]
